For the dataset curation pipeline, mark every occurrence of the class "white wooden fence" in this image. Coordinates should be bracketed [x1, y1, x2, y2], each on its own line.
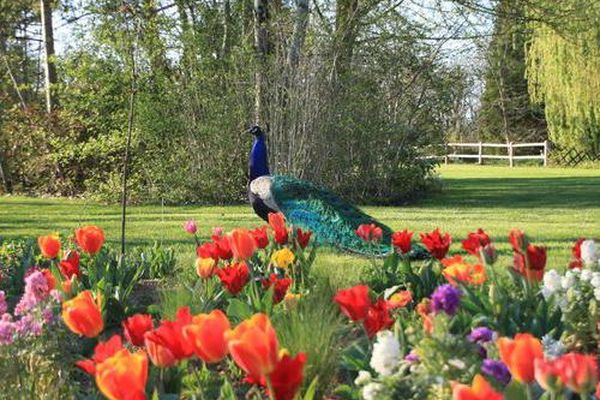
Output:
[430, 141, 549, 167]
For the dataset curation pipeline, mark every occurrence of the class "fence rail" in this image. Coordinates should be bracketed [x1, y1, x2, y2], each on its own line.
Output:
[427, 141, 549, 167]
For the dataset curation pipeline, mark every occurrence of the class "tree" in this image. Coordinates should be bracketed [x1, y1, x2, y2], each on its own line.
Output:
[40, 0, 58, 112]
[526, 0, 600, 155]
[477, 0, 546, 143]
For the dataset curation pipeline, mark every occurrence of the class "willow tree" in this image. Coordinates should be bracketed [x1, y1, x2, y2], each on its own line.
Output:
[526, 1, 600, 154]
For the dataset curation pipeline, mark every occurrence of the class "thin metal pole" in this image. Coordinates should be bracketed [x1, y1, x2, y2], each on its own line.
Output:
[120, 18, 138, 258]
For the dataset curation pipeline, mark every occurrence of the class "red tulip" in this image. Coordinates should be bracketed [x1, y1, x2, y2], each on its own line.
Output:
[461, 229, 491, 257]
[75, 225, 105, 255]
[534, 358, 564, 392]
[214, 236, 233, 260]
[363, 299, 394, 338]
[508, 229, 526, 253]
[197, 242, 219, 260]
[226, 313, 279, 381]
[268, 212, 289, 245]
[269, 352, 307, 400]
[38, 233, 61, 259]
[144, 307, 193, 368]
[95, 349, 148, 400]
[355, 224, 383, 242]
[182, 310, 230, 364]
[216, 262, 250, 295]
[122, 314, 154, 347]
[555, 353, 598, 394]
[251, 226, 270, 249]
[333, 285, 372, 321]
[420, 229, 451, 260]
[59, 250, 81, 280]
[262, 274, 292, 304]
[572, 238, 586, 258]
[392, 229, 413, 254]
[295, 228, 312, 249]
[497, 333, 544, 383]
[228, 229, 257, 260]
[76, 334, 124, 376]
[513, 244, 547, 281]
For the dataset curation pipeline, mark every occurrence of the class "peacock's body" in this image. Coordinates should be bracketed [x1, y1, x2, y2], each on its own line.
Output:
[246, 126, 428, 258]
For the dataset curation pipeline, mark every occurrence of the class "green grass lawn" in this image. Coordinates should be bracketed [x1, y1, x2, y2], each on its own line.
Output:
[2, 164, 600, 286]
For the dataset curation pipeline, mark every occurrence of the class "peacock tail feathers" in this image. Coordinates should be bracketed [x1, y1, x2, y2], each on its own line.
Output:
[270, 175, 394, 256]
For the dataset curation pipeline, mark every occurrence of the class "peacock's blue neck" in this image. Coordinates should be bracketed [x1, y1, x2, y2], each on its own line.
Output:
[249, 135, 270, 180]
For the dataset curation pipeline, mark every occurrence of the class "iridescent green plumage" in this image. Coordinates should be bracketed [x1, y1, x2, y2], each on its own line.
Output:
[271, 175, 428, 258]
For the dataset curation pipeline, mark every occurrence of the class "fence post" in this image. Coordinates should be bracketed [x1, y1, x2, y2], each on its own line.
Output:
[444, 143, 448, 165]
[508, 142, 514, 167]
[543, 140, 549, 167]
[478, 142, 483, 165]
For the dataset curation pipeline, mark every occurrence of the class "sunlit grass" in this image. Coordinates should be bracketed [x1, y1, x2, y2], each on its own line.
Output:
[2, 164, 600, 287]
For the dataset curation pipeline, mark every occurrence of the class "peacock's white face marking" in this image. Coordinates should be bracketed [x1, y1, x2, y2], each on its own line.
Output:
[250, 176, 280, 211]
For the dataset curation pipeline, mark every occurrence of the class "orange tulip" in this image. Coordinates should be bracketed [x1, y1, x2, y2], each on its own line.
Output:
[62, 290, 103, 338]
[41, 269, 57, 291]
[75, 225, 105, 255]
[38, 233, 61, 258]
[96, 349, 148, 400]
[195, 257, 216, 279]
[182, 310, 231, 363]
[497, 333, 543, 383]
[441, 256, 486, 286]
[387, 290, 413, 309]
[228, 229, 257, 260]
[226, 313, 279, 380]
[452, 374, 503, 400]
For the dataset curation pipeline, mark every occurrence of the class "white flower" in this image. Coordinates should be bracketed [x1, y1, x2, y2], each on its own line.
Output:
[561, 272, 577, 290]
[543, 270, 562, 295]
[542, 334, 565, 358]
[591, 273, 600, 288]
[362, 382, 383, 400]
[448, 358, 466, 370]
[581, 240, 598, 266]
[354, 370, 372, 386]
[370, 330, 401, 377]
[581, 269, 593, 282]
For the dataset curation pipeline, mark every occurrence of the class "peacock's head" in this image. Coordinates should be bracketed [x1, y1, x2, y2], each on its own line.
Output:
[248, 125, 264, 137]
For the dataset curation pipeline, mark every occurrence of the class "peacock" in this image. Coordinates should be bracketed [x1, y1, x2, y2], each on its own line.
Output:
[246, 125, 428, 258]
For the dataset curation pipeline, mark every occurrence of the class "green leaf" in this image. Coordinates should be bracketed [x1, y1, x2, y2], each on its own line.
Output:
[503, 381, 529, 400]
[302, 376, 319, 400]
[218, 380, 236, 400]
[226, 298, 253, 322]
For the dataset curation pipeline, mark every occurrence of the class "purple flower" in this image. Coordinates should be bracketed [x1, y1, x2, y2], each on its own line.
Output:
[0, 291, 6, 315]
[14, 314, 42, 337]
[482, 359, 511, 385]
[431, 284, 462, 316]
[42, 307, 54, 325]
[404, 350, 420, 364]
[0, 315, 15, 345]
[183, 220, 198, 234]
[468, 327, 495, 343]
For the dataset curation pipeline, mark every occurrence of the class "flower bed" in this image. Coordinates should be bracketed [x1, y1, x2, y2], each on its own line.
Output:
[0, 214, 599, 399]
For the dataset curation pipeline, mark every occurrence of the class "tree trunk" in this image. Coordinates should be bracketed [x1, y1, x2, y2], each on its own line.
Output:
[253, 0, 270, 125]
[334, 0, 359, 77]
[287, 0, 309, 68]
[221, 0, 232, 58]
[40, 0, 57, 113]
